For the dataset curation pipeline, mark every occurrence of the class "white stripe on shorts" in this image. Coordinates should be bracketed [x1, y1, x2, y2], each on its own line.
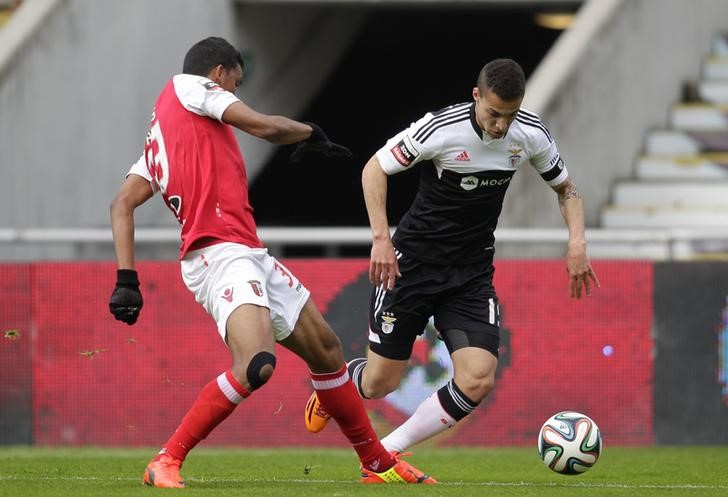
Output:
[373, 284, 387, 320]
[488, 298, 495, 325]
[217, 372, 243, 404]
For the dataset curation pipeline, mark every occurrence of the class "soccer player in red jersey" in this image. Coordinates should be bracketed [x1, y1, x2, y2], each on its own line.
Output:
[109, 37, 434, 487]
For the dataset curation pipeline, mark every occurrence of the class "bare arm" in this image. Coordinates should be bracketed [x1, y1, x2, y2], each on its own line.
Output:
[362, 155, 400, 289]
[221, 101, 312, 144]
[552, 176, 600, 298]
[110, 174, 154, 270]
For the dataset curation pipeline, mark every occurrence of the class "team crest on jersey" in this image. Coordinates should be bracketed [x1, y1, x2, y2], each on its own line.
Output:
[508, 143, 523, 168]
[381, 312, 397, 334]
[247, 280, 263, 297]
[390, 136, 419, 167]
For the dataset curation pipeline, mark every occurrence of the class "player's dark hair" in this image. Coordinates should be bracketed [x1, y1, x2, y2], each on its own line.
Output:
[182, 37, 244, 76]
[477, 59, 525, 101]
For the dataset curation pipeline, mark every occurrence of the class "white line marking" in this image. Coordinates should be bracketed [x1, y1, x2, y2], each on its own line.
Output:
[0, 475, 726, 490]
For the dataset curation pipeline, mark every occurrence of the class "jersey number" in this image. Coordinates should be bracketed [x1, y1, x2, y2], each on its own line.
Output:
[146, 119, 184, 224]
[146, 120, 171, 194]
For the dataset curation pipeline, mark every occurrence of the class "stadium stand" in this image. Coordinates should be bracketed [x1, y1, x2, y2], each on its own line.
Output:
[1, 0, 728, 261]
[602, 32, 728, 236]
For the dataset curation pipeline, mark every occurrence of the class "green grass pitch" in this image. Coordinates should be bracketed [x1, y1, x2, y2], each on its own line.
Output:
[0, 446, 727, 496]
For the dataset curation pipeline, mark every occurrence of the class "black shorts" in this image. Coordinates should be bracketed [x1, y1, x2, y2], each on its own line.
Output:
[368, 250, 500, 360]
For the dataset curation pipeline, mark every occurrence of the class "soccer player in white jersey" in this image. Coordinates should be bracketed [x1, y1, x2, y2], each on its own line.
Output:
[108, 37, 434, 487]
[305, 59, 600, 457]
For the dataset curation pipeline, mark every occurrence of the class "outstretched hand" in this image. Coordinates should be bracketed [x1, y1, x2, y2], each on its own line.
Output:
[567, 249, 600, 299]
[290, 122, 352, 162]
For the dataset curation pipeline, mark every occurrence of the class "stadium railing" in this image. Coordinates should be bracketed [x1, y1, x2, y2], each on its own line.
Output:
[0, 227, 726, 260]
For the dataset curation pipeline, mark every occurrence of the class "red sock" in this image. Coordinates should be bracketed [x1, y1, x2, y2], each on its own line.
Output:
[160, 371, 249, 462]
[311, 366, 395, 472]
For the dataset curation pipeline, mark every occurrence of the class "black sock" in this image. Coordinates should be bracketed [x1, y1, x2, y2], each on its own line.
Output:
[346, 358, 369, 399]
[436, 379, 479, 421]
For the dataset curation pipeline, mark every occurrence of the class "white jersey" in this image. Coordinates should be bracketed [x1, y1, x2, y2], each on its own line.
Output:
[375, 101, 568, 264]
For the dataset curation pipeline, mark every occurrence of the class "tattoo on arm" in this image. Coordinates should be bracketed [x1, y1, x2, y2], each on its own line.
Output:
[555, 177, 581, 203]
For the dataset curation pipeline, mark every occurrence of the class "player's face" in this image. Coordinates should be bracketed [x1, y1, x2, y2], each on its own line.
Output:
[472, 87, 522, 139]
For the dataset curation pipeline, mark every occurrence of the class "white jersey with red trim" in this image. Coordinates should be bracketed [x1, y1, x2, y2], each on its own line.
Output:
[127, 74, 263, 259]
[375, 102, 568, 264]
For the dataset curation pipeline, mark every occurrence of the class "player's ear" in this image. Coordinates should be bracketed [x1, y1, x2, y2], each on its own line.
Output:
[472, 87, 480, 101]
[208, 64, 224, 84]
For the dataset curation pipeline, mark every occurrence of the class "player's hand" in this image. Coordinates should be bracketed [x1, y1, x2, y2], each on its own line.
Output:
[109, 269, 143, 325]
[369, 238, 401, 290]
[566, 247, 600, 299]
[289, 122, 353, 162]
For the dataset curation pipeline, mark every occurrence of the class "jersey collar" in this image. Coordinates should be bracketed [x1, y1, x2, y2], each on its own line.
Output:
[469, 102, 483, 140]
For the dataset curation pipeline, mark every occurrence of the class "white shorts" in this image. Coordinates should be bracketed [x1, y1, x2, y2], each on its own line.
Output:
[180, 242, 310, 342]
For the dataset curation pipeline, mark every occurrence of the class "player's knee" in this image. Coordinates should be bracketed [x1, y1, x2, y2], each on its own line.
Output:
[456, 373, 495, 403]
[246, 351, 277, 391]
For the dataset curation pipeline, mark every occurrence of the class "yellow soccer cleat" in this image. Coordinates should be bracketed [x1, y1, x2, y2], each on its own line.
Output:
[304, 391, 331, 433]
[360, 452, 436, 484]
[143, 454, 186, 488]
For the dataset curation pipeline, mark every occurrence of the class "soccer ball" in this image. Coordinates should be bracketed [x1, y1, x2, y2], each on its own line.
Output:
[537, 411, 602, 475]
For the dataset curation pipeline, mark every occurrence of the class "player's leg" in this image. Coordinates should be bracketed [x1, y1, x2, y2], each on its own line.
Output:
[304, 350, 409, 433]
[380, 261, 500, 453]
[144, 303, 274, 488]
[305, 254, 432, 431]
[303, 350, 408, 434]
[144, 245, 277, 488]
[266, 251, 433, 483]
[280, 298, 433, 483]
[380, 342, 497, 453]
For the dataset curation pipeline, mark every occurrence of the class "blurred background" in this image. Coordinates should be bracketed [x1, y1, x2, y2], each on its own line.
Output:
[1, 0, 727, 449]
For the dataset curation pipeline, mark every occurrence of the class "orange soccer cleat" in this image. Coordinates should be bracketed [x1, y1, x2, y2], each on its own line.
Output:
[143, 454, 186, 488]
[304, 391, 331, 433]
[360, 451, 437, 484]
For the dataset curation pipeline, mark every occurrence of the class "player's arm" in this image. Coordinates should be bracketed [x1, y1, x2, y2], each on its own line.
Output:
[551, 177, 600, 299]
[362, 154, 400, 290]
[109, 174, 154, 325]
[222, 101, 351, 161]
[221, 101, 311, 144]
[110, 174, 154, 269]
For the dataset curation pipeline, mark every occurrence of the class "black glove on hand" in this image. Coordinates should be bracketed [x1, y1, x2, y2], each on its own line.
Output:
[289, 122, 353, 163]
[109, 269, 143, 325]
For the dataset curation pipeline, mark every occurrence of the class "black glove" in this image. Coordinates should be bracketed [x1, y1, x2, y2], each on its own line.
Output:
[109, 269, 143, 325]
[289, 122, 353, 162]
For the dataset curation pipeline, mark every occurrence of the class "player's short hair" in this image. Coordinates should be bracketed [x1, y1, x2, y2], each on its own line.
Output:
[477, 59, 526, 101]
[182, 37, 245, 76]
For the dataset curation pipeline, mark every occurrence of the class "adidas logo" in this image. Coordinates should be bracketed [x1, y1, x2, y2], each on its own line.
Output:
[455, 150, 470, 161]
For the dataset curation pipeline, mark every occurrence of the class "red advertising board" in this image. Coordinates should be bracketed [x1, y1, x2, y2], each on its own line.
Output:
[0, 260, 653, 447]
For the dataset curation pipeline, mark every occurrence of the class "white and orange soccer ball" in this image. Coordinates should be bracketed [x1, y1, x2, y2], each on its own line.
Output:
[537, 411, 602, 475]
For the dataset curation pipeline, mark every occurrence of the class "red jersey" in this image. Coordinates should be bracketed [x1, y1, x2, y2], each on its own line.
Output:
[128, 74, 263, 258]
